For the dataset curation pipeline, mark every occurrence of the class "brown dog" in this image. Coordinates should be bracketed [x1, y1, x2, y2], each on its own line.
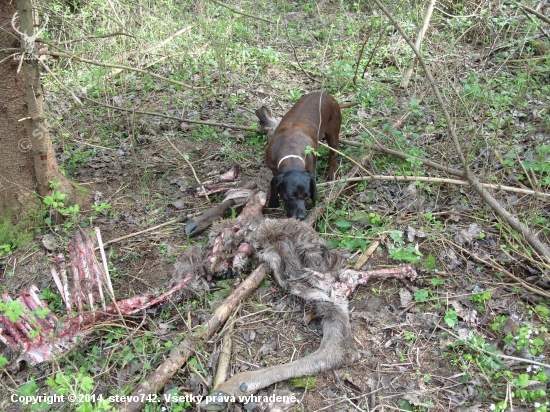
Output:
[266, 92, 352, 219]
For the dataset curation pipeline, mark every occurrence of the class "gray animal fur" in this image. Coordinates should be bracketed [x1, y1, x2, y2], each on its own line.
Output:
[202, 218, 360, 408]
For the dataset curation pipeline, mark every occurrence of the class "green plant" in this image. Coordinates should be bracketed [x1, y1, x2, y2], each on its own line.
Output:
[404, 331, 418, 342]
[491, 315, 507, 331]
[471, 291, 491, 303]
[289, 376, 316, 389]
[429, 278, 444, 287]
[46, 372, 113, 411]
[43, 182, 80, 225]
[414, 289, 429, 302]
[504, 325, 547, 356]
[444, 310, 458, 328]
[0, 300, 24, 322]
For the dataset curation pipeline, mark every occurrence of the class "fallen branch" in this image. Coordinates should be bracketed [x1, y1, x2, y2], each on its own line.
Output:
[447, 239, 550, 299]
[214, 312, 237, 387]
[340, 138, 466, 178]
[209, 0, 275, 24]
[400, 0, 437, 88]
[372, 0, 550, 264]
[38, 49, 202, 90]
[517, 2, 550, 25]
[82, 95, 259, 132]
[317, 174, 550, 199]
[123, 264, 269, 412]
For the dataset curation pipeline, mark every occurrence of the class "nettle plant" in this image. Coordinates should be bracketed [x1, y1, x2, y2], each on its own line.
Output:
[43, 181, 80, 226]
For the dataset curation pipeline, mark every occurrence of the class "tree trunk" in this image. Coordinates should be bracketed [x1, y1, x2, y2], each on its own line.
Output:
[0, 0, 75, 214]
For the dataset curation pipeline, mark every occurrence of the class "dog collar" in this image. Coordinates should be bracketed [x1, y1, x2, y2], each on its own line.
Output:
[277, 155, 305, 170]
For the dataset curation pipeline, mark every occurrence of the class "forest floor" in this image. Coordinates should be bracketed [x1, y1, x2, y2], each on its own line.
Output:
[1, 0, 550, 411]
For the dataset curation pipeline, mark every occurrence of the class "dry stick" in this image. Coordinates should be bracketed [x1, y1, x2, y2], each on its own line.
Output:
[448, 239, 550, 299]
[353, 28, 372, 85]
[318, 141, 374, 177]
[340, 138, 466, 178]
[124, 264, 269, 412]
[285, 23, 317, 82]
[519, 6, 550, 43]
[214, 312, 237, 387]
[436, 324, 550, 369]
[38, 49, 202, 90]
[317, 174, 550, 199]
[209, 0, 275, 24]
[164, 134, 211, 206]
[306, 152, 372, 224]
[362, 27, 386, 80]
[100, 213, 199, 248]
[400, 0, 437, 88]
[517, 2, 550, 25]
[44, 31, 134, 46]
[82, 96, 258, 132]
[372, 0, 550, 264]
[353, 240, 380, 271]
[143, 26, 194, 54]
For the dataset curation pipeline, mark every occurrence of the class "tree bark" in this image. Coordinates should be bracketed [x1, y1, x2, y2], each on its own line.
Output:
[0, 0, 75, 215]
[16, 0, 73, 198]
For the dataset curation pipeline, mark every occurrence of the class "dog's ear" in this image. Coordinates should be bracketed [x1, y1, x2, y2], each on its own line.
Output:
[268, 174, 283, 208]
[309, 175, 317, 206]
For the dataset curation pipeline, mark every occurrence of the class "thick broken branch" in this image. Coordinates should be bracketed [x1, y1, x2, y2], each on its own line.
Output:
[123, 264, 268, 412]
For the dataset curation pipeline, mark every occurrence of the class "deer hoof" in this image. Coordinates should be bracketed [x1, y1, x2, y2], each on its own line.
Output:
[185, 219, 199, 237]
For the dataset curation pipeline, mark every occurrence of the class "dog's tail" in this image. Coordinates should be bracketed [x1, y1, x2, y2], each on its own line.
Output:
[339, 102, 358, 109]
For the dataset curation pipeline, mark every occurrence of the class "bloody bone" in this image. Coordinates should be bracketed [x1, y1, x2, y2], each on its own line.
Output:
[0, 228, 194, 367]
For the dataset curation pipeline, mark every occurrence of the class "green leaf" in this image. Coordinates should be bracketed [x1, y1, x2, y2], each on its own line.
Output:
[513, 373, 530, 388]
[334, 218, 352, 229]
[423, 253, 436, 270]
[444, 310, 458, 328]
[19, 380, 38, 396]
[430, 277, 444, 286]
[327, 238, 340, 248]
[414, 289, 429, 302]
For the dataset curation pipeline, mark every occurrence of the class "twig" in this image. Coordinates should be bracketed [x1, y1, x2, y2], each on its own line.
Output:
[38, 59, 83, 105]
[447, 239, 550, 299]
[353, 28, 372, 84]
[318, 141, 374, 177]
[44, 31, 134, 46]
[214, 312, 237, 387]
[401, 0, 436, 88]
[38, 49, 202, 90]
[209, 0, 275, 24]
[372, 0, 550, 263]
[317, 174, 550, 199]
[124, 265, 269, 412]
[353, 240, 380, 271]
[100, 213, 199, 248]
[285, 23, 317, 82]
[517, 2, 550, 25]
[164, 134, 211, 205]
[143, 26, 194, 54]
[436, 324, 550, 369]
[362, 26, 386, 80]
[340, 138, 465, 178]
[82, 95, 258, 132]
